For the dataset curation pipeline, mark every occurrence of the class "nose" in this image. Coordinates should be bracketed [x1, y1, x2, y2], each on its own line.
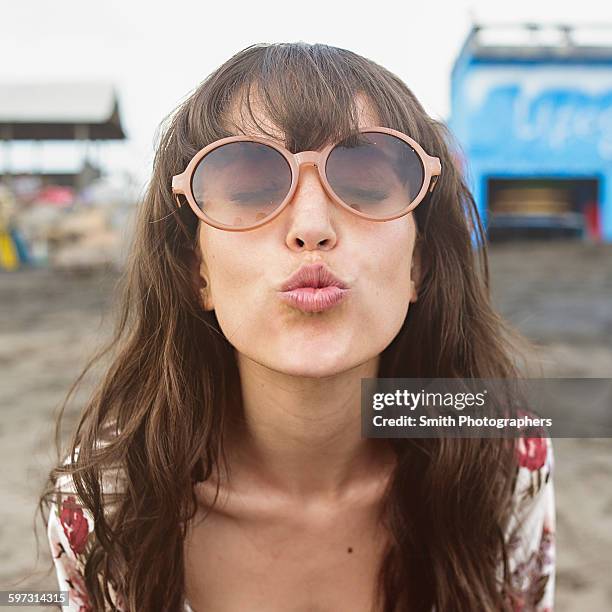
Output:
[284, 154, 338, 251]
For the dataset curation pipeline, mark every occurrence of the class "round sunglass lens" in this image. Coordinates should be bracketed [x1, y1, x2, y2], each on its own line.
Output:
[191, 141, 292, 228]
[325, 132, 424, 217]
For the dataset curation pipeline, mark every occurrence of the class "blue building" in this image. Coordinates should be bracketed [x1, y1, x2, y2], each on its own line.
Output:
[449, 24, 612, 241]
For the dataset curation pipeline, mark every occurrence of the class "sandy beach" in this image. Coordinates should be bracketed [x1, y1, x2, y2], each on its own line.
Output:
[1, 239, 611, 611]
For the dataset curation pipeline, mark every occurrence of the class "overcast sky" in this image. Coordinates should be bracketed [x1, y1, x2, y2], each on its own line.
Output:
[2, 0, 611, 191]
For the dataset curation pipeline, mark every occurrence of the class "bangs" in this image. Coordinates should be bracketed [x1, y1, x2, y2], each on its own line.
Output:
[221, 43, 371, 153]
[180, 42, 426, 158]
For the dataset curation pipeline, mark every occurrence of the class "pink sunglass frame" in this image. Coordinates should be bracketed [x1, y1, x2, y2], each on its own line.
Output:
[171, 125, 442, 232]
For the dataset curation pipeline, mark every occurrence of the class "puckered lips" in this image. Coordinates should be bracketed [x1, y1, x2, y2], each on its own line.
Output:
[278, 263, 350, 313]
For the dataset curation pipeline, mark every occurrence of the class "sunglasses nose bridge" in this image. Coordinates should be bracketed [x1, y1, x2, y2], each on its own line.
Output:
[294, 151, 321, 168]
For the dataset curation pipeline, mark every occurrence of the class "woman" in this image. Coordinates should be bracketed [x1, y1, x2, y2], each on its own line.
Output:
[40, 42, 555, 611]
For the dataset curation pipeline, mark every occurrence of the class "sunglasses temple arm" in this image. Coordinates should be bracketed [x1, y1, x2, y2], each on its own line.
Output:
[429, 175, 439, 193]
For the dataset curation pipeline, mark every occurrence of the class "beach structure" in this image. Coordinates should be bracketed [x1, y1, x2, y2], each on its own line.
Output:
[0, 81, 126, 269]
[449, 23, 612, 242]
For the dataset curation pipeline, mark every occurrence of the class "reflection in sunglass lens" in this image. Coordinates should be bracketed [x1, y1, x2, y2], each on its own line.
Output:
[191, 141, 292, 228]
[325, 132, 424, 217]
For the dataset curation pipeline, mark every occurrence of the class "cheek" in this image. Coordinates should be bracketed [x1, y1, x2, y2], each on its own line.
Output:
[356, 230, 415, 338]
[198, 230, 271, 340]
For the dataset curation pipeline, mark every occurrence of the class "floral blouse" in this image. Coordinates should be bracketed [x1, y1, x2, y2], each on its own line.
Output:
[47, 437, 555, 611]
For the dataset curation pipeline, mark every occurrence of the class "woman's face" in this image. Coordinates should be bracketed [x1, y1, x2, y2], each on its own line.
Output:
[194, 95, 421, 378]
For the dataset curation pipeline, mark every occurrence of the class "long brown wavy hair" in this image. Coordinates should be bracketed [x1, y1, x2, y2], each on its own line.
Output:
[37, 42, 538, 611]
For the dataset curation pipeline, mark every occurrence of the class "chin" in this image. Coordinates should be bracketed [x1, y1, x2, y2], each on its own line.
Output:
[269, 348, 358, 379]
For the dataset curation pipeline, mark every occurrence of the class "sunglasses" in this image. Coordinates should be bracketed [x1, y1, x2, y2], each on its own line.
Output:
[172, 126, 441, 231]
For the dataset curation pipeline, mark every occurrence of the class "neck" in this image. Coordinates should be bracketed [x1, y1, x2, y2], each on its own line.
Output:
[222, 353, 395, 503]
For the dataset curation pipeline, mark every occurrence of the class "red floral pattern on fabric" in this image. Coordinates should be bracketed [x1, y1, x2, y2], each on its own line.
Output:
[509, 524, 554, 610]
[515, 436, 547, 471]
[50, 538, 93, 612]
[506, 436, 555, 610]
[60, 495, 90, 555]
[62, 554, 93, 612]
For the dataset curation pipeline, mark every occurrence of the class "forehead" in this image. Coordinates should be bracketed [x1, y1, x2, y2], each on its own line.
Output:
[222, 90, 382, 146]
